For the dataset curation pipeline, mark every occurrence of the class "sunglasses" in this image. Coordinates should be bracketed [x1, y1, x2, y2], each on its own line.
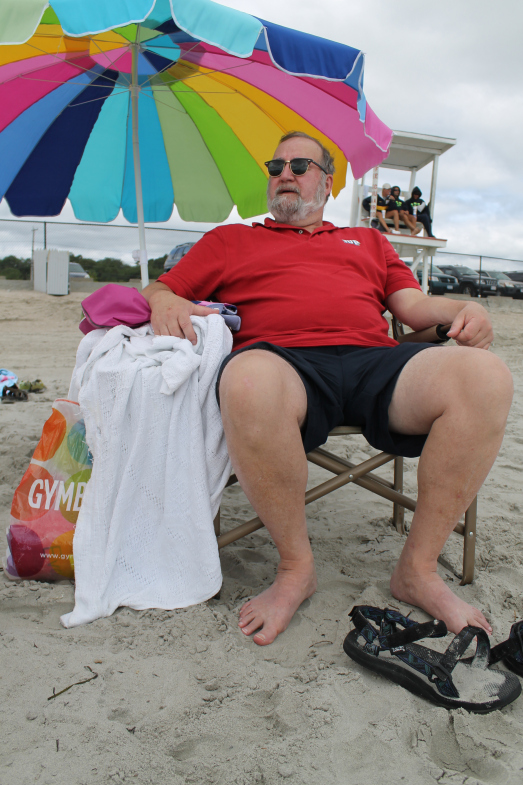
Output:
[264, 158, 328, 177]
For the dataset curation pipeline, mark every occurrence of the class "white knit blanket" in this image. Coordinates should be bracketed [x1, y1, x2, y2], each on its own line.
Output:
[61, 316, 232, 628]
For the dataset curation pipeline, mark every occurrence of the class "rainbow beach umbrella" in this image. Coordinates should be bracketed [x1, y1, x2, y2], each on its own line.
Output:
[0, 0, 392, 285]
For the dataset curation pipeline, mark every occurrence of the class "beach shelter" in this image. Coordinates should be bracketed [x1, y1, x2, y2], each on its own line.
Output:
[0, 0, 393, 285]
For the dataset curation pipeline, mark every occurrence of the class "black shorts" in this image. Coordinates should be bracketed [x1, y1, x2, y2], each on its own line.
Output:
[216, 342, 437, 458]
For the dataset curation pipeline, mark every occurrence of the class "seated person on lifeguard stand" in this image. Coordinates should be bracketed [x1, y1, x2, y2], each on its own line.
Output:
[400, 187, 435, 237]
[362, 183, 401, 234]
[384, 185, 404, 232]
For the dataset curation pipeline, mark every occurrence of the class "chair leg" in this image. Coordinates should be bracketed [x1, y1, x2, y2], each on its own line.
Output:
[213, 509, 221, 537]
[393, 456, 405, 534]
[460, 496, 477, 585]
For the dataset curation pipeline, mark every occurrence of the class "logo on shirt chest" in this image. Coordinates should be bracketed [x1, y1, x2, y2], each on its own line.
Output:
[342, 239, 360, 246]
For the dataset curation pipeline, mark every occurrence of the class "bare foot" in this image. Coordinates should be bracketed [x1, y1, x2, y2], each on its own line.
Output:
[410, 227, 422, 236]
[390, 563, 492, 635]
[238, 557, 317, 645]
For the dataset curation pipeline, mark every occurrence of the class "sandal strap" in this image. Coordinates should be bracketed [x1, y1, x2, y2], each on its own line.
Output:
[349, 607, 491, 700]
[349, 606, 451, 686]
[350, 606, 447, 648]
[385, 619, 447, 650]
[439, 625, 490, 674]
[489, 620, 523, 665]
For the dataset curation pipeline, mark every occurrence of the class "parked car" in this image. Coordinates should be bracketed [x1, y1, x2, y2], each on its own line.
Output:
[478, 270, 523, 299]
[163, 242, 196, 273]
[69, 261, 90, 279]
[414, 264, 458, 295]
[505, 271, 523, 284]
[436, 265, 497, 297]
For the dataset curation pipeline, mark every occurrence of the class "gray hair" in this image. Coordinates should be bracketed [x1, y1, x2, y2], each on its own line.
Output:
[278, 131, 335, 175]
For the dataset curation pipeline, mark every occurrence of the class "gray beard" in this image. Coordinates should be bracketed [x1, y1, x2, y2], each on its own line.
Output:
[267, 181, 326, 223]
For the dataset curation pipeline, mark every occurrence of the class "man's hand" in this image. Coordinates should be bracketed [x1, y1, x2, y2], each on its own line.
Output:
[447, 303, 493, 349]
[387, 289, 494, 350]
[143, 282, 218, 345]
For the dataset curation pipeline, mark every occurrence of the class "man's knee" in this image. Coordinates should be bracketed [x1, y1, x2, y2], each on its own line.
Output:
[438, 349, 513, 432]
[390, 347, 513, 434]
[465, 351, 513, 422]
[436, 350, 513, 442]
[219, 350, 307, 428]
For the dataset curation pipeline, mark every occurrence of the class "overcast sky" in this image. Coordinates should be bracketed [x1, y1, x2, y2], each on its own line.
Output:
[2, 0, 522, 266]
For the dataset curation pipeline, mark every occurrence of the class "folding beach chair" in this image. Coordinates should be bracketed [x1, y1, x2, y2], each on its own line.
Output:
[214, 319, 477, 585]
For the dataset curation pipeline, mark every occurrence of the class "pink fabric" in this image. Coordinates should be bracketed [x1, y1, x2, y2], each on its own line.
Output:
[179, 47, 390, 178]
[0, 56, 95, 132]
[91, 49, 132, 72]
[234, 48, 360, 111]
[80, 284, 151, 333]
[0, 52, 80, 83]
[363, 103, 394, 156]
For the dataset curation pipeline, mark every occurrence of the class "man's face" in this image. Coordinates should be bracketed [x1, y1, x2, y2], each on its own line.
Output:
[266, 137, 332, 224]
[382, 187, 391, 198]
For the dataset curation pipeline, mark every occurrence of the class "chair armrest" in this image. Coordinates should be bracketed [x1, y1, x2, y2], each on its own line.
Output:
[393, 318, 451, 344]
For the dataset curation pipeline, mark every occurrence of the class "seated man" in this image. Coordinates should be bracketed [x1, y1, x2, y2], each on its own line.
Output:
[143, 132, 512, 646]
[362, 183, 401, 233]
[400, 187, 435, 237]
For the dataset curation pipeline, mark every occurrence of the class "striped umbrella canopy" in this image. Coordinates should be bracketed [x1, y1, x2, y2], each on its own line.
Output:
[0, 0, 392, 285]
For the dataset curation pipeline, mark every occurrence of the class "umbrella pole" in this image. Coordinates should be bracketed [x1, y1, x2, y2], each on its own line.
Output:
[131, 33, 149, 289]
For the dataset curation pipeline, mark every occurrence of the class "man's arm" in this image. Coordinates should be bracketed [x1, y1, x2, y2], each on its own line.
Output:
[386, 288, 493, 349]
[142, 229, 227, 343]
[142, 281, 218, 345]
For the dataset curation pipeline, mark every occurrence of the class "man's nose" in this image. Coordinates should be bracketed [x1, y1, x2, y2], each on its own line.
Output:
[279, 162, 295, 178]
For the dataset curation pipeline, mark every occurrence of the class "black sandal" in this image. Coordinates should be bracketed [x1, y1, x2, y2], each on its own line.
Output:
[489, 621, 523, 677]
[1, 385, 28, 403]
[344, 606, 521, 713]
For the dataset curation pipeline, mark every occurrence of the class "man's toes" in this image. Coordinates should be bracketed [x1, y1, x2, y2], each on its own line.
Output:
[238, 613, 256, 628]
[239, 600, 253, 616]
[238, 606, 256, 623]
[471, 610, 491, 633]
[253, 626, 278, 646]
[240, 617, 263, 636]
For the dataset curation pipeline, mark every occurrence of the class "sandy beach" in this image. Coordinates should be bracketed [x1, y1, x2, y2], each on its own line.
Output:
[1, 287, 523, 785]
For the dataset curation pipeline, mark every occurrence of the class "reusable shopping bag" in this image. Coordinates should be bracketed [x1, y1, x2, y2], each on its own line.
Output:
[4, 399, 91, 581]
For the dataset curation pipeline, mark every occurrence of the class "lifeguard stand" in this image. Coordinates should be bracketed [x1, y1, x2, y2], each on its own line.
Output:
[350, 131, 456, 292]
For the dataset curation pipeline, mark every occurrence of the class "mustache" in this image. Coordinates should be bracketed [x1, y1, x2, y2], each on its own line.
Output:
[274, 184, 301, 196]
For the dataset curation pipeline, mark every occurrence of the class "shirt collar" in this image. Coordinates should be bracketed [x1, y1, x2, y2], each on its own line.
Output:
[252, 217, 338, 235]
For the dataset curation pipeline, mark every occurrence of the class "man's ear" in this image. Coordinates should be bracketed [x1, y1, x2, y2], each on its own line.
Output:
[324, 174, 333, 202]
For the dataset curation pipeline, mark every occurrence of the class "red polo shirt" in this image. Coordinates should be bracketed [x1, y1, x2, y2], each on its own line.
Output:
[157, 219, 420, 350]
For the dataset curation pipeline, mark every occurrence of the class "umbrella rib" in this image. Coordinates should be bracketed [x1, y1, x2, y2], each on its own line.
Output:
[14, 37, 262, 94]
[87, 34, 131, 85]
[16, 75, 124, 88]
[13, 43, 126, 88]
[160, 59, 258, 88]
[52, 88, 131, 108]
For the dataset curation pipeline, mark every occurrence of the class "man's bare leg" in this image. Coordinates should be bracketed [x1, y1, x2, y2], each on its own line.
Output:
[375, 212, 389, 232]
[386, 210, 400, 231]
[388, 346, 513, 634]
[399, 211, 419, 235]
[219, 350, 315, 645]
